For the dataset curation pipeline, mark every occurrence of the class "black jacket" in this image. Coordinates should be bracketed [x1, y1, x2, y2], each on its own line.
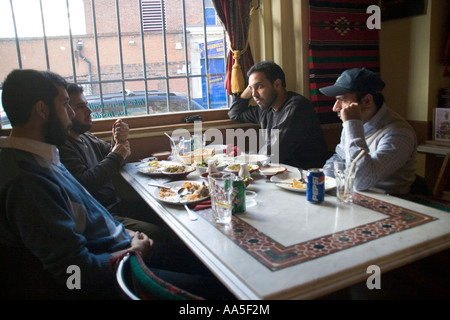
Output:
[228, 92, 329, 169]
[59, 133, 124, 209]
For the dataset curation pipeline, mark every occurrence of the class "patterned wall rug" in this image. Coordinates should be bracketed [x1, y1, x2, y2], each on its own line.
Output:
[309, 0, 380, 124]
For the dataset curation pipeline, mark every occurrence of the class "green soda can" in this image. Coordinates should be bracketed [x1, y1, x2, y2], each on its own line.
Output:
[232, 176, 246, 214]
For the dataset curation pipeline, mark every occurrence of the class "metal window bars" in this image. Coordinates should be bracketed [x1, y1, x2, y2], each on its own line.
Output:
[1, 0, 229, 118]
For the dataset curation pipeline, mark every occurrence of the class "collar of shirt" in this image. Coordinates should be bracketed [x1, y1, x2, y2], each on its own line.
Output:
[363, 104, 388, 135]
[0, 136, 60, 165]
[272, 91, 297, 113]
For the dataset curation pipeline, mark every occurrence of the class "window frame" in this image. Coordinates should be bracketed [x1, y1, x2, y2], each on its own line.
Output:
[141, 0, 166, 32]
[0, 0, 231, 130]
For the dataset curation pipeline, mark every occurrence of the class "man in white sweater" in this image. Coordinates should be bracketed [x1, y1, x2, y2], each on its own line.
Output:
[320, 68, 417, 195]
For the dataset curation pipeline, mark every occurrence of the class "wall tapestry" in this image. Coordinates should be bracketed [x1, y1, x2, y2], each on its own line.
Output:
[309, 0, 380, 124]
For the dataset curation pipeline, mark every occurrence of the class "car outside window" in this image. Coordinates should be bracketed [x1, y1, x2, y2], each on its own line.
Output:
[86, 90, 206, 119]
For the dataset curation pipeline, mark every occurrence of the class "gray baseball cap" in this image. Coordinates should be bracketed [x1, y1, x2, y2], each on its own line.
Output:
[319, 68, 385, 97]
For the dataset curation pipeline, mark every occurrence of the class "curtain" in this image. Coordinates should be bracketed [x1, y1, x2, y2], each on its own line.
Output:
[443, 29, 450, 77]
[309, 0, 380, 124]
[212, 0, 256, 95]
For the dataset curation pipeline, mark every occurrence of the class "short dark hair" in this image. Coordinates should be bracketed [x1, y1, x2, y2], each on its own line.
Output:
[2, 69, 67, 126]
[67, 83, 84, 95]
[247, 61, 286, 88]
[356, 91, 385, 109]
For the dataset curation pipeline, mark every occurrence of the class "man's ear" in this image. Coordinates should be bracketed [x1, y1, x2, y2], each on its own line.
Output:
[274, 78, 282, 90]
[33, 101, 49, 120]
[361, 93, 374, 107]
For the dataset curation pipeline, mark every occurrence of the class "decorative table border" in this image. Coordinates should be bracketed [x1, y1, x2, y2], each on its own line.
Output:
[196, 193, 437, 271]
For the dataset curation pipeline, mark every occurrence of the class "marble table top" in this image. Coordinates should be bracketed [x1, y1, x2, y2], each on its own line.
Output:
[121, 163, 450, 299]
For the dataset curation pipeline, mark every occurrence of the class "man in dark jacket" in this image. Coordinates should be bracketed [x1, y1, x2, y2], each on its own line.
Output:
[228, 61, 329, 169]
[59, 84, 169, 242]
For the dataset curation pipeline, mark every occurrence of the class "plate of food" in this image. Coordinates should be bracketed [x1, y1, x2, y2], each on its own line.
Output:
[192, 156, 227, 174]
[223, 163, 259, 174]
[160, 164, 196, 180]
[259, 165, 287, 178]
[177, 148, 216, 165]
[137, 160, 182, 176]
[152, 181, 210, 205]
[270, 172, 336, 193]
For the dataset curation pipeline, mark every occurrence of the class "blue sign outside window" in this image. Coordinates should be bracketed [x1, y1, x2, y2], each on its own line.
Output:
[199, 39, 228, 109]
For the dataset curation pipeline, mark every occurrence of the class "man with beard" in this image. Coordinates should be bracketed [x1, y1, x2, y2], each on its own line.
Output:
[228, 61, 329, 170]
[0, 69, 234, 299]
[59, 84, 169, 243]
[0, 69, 143, 298]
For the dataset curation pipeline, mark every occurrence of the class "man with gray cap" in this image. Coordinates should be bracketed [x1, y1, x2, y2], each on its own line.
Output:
[320, 68, 417, 195]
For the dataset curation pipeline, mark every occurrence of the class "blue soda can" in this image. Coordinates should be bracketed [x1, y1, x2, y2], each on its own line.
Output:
[306, 169, 325, 204]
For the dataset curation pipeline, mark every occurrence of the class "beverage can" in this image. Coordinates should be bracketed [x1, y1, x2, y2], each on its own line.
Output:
[306, 169, 325, 204]
[231, 176, 246, 214]
[190, 134, 203, 151]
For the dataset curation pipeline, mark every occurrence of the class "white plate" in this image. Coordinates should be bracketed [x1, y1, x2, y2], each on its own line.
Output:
[259, 165, 287, 177]
[192, 155, 228, 174]
[224, 163, 259, 174]
[270, 171, 336, 193]
[160, 165, 196, 179]
[151, 180, 210, 205]
[137, 160, 183, 176]
[195, 164, 227, 174]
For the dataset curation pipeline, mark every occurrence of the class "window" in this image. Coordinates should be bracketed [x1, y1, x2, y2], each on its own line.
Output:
[142, 0, 166, 32]
[0, 0, 229, 128]
[204, 0, 218, 26]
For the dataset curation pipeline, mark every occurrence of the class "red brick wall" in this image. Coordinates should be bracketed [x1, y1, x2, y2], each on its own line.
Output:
[0, 0, 211, 94]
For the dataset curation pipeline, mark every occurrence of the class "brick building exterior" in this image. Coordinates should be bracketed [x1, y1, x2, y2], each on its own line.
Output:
[0, 0, 225, 100]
